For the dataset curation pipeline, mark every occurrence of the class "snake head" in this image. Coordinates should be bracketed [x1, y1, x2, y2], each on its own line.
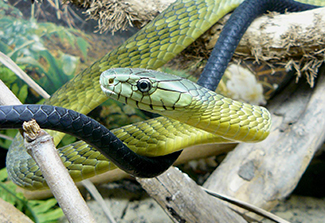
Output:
[100, 68, 193, 113]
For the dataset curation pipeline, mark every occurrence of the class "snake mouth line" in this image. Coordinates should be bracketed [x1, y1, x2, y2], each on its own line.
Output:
[100, 85, 116, 97]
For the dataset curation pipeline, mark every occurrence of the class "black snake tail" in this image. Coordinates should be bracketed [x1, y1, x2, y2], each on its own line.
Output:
[0, 105, 181, 178]
[197, 0, 320, 91]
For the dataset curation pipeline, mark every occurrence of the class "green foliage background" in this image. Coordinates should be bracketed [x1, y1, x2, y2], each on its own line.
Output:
[0, 1, 91, 221]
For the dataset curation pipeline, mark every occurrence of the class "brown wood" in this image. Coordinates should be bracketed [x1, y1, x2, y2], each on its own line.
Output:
[203, 67, 325, 220]
[137, 167, 247, 223]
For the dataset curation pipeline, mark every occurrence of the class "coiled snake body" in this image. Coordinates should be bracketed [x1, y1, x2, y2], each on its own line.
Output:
[5, 0, 325, 190]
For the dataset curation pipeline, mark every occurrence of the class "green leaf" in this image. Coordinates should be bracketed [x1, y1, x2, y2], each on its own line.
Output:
[17, 84, 28, 102]
[0, 129, 17, 149]
[0, 39, 10, 54]
[29, 199, 59, 213]
[29, 199, 64, 223]
[0, 167, 64, 223]
[0, 168, 8, 182]
[76, 36, 89, 60]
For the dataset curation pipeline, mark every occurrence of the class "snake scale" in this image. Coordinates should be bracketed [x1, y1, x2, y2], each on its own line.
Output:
[5, 0, 325, 190]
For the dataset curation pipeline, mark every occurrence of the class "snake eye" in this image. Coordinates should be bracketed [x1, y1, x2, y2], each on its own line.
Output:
[137, 79, 151, 93]
[108, 78, 114, 84]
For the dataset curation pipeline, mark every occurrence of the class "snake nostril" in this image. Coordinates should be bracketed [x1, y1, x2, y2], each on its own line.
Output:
[108, 78, 114, 84]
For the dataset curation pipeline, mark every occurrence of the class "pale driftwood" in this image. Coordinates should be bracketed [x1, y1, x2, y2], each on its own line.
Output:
[137, 167, 247, 223]
[23, 121, 96, 223]
[0, 198, 34, 223]
[203, 67, 325, 220]
[0, 80, 96, 223]
[208, 7, 325, 58]
[0, 80, 22, 105]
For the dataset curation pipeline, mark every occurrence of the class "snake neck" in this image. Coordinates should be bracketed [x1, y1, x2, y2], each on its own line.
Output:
[160, 87, 271, 142]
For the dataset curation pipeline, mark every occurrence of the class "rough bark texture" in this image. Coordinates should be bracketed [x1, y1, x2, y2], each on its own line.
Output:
[137, 167, 247, 223]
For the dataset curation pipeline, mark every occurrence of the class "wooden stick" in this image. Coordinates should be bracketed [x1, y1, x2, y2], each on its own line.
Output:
[0, 80, 96, 223]
[23, 121, 96, 223]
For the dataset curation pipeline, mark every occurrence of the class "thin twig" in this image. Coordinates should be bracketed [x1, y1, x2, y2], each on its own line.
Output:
[202, 187, 290, 223]
[0, 133, 13, 141]
[82, 180, 117, 223]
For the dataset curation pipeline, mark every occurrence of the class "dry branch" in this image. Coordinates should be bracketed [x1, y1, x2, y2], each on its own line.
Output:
[0, 198, 34, 223]
[137, 167, 247, 223]
[86, 1, 325, 85]
[0, 80, 96, 223]
[203, 67, 325, 220]
[23, 121, 96, 223]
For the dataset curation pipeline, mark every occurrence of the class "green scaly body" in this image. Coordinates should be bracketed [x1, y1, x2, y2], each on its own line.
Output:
[6, 0, 325, 190]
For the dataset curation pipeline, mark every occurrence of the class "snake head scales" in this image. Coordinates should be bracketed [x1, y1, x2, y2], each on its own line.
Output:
[100, 68, 272, 143]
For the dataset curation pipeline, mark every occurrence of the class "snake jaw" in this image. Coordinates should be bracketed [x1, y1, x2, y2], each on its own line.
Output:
[100, 68, 195, 112]
[100, 85, 116, 97]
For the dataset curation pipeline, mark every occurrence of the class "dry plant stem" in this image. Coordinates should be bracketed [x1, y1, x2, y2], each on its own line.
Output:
[23, 121, 96, 223]
[203, 67, 325, 220]
[137, 167, 247, 223]
[82, 180, 116, 223]
[0, 51, 50, 99]
[0, 80, 22, 105]
[202, 187, 289, 223]
[0, 79, 96, 223]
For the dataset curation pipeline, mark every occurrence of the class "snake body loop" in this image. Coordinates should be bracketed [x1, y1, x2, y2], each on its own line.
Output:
[5, 0, 325, 190]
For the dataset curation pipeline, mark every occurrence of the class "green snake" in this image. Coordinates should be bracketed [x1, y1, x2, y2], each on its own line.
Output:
[6, 0, 325, 190]
[100, 68, 271, 142]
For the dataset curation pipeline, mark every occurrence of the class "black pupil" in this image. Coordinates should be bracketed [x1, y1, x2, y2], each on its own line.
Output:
[140, 82, 148, 89]
[137, 79, 151, 92]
